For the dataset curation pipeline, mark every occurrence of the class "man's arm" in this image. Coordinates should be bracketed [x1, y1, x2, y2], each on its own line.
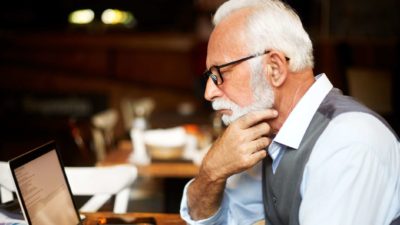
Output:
[186, 169, 226, 220]
[187, 110, 277, 220]
[300, 113, 400, 225]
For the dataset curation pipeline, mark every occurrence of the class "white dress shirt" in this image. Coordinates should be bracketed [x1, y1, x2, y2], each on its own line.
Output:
[180, 74, 400, 225]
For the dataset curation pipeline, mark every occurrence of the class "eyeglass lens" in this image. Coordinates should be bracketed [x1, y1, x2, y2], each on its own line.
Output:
[210, 66, 222, 85]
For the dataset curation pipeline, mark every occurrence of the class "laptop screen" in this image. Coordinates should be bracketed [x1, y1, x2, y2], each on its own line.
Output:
[10, 142, 80, 225]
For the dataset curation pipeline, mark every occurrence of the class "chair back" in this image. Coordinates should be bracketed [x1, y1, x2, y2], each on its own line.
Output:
[91, 109, 119, 162]
[0, 161, 15, 203]
[0, 161, 137, 213]
[65, 164, 137, 213]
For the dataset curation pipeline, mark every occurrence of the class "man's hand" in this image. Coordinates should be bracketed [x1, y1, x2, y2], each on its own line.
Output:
[201, 110, 277, 182]
[187, 109, 277, 220]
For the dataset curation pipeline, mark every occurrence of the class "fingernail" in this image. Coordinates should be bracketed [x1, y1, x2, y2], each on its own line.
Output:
[273, 110, 278, 116]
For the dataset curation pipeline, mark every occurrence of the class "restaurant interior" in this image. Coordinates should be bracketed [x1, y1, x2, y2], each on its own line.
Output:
[0, 0, 399, 223]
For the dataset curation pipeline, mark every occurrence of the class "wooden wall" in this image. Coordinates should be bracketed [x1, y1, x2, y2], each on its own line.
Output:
[0, 32, 210, 165]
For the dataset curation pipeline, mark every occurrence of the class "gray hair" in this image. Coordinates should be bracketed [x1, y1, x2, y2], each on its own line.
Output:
[213, 0, 314, 72]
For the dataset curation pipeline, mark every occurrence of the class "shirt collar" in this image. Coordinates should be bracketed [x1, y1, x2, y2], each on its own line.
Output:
[273, 73, 333, 149]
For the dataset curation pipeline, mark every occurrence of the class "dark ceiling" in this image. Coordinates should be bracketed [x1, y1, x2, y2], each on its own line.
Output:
[0, 0, 197, 32]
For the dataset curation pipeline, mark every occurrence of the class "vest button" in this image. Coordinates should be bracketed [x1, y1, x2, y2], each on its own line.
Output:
[272, 196, 277, 204]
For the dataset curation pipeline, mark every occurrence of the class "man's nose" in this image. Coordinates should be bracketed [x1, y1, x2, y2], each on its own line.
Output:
[204, 77, 223, 101]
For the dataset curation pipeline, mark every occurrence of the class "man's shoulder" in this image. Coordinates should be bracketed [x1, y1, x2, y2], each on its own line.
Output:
[308, 111, 399, 168]
[322, 111, 398, 148]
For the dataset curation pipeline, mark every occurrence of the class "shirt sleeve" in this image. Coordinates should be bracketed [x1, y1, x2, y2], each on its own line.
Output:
[180, 179, 229, 225]
[299, 113, 400, 225]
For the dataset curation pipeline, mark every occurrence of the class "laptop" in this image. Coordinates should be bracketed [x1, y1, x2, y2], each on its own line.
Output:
[8, 141, 84, 225]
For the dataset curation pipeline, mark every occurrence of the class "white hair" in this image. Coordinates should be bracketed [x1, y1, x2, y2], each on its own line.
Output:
[213, 0, 314, 72]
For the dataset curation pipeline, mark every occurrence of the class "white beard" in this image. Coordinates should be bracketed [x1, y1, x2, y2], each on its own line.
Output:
[212, 61, 275, 125]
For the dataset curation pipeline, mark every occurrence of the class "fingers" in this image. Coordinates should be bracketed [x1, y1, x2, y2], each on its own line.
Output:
[247, 147, 268, 166]
[236, 137, 270, 169]
[245, 138, 270, 166]
[250, 137, 271, 152]
[237, 110, 278, 129]
[200, 109, 276, 178]
[250, 148, 268, 163]
[247, 122, 271, 141]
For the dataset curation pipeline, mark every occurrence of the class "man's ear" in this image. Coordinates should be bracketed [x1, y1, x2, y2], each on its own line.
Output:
[266, 51, 289, 88]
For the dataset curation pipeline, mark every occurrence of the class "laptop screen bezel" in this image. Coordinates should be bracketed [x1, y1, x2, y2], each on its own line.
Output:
[8, 140, 81, 225]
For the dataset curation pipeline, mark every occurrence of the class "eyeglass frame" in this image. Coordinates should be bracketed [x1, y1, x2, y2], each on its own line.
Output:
[203, 50, 290, 86]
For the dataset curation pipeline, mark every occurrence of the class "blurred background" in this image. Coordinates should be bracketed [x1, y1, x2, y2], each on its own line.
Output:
[0, 0, 399, 213]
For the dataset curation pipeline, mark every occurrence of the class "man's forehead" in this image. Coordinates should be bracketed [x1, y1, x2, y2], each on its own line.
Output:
[207, 9, 252, 65]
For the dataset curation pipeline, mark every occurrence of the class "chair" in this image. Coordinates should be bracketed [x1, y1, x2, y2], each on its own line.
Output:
[0, 161, 15, 204]
[0, 161, 137, 213]
[65, 165, 137, 213]
[91, 109, 119, 162]
[120, 97, 154, 132]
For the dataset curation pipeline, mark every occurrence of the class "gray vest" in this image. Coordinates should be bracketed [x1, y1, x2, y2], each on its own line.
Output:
[262, 88, 400, 225]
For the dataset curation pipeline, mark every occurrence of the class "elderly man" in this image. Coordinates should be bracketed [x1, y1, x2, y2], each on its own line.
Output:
[180, 0, 400, 224]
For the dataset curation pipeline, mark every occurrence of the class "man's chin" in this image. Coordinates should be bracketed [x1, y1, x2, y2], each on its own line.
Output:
[221, 113, 245, 126]
[221, 114, 232, 126]
[216, 109, 232, 116]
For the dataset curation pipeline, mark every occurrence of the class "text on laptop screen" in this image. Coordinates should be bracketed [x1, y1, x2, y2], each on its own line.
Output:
[13, 149, 79, 225]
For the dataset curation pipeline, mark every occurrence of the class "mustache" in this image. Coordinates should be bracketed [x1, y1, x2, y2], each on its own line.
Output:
[211, 99, 235, 111]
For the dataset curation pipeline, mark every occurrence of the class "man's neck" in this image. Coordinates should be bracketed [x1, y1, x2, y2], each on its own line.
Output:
[270, 70, 315, 134]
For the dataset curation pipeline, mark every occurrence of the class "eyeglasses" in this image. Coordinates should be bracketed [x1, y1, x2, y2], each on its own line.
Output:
[203, 50, 290, 86]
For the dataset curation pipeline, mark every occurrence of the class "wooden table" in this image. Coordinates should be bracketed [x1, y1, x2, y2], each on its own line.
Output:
[97, 140, 200, 178]
[83, 212, 184, 225]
